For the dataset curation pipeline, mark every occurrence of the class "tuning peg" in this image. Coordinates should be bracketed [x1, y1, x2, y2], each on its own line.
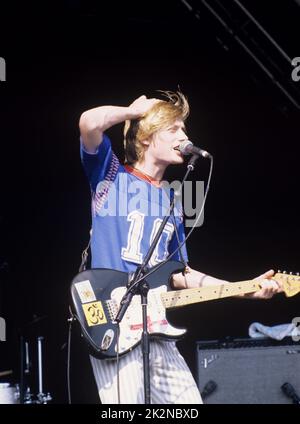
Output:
[297, 272, 299, 276]
[283, 271, 287, 274]
[278, 270, 281, 273]
[290, 272, 293, 275]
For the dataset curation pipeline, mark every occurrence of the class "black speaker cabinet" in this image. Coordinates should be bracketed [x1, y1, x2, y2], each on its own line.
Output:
[196, 337, 300, 404]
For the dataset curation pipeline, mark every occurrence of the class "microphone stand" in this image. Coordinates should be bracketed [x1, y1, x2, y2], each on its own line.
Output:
[114, 154, 200, 404]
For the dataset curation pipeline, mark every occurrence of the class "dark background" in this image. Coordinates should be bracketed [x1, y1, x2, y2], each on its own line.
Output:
[0, 0, 299, 403]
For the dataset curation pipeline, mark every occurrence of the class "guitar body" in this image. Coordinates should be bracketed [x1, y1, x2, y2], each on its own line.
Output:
[71, 260, 186, 359]
[71, 260, 300, 360]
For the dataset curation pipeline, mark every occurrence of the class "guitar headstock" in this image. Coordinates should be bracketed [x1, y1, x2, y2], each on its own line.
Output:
[274, 271, 300, 297]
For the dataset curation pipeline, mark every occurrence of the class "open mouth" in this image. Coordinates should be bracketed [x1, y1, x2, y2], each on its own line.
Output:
[173, 146, 180, 151]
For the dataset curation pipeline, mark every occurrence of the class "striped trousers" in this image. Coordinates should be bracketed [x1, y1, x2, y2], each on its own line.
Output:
[90, 340, 203, 404]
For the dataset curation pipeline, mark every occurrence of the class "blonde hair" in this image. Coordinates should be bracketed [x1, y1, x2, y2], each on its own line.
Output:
[123, 90, 190, 164]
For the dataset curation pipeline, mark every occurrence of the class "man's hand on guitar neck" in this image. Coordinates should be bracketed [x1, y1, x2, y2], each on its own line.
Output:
[172, 267, 284, 300]
[242, 269, 284, 299]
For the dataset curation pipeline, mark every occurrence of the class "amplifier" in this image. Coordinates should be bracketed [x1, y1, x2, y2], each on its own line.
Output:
[196, 337, 300, 404]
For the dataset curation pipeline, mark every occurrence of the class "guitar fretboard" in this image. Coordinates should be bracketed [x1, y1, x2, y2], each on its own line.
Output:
[161, 280, 261, 309]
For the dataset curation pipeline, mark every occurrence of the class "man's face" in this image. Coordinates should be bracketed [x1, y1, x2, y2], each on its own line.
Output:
[148, 119, 188, 165]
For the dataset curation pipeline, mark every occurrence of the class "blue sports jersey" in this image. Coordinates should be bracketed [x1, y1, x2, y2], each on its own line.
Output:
[80, 134, 188, 272]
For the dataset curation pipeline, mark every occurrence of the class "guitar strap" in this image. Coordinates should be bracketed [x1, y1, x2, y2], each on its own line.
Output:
[78, 229, 92, 272]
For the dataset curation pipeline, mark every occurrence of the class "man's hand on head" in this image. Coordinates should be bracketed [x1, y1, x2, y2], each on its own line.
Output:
[128, 95, 161, 118]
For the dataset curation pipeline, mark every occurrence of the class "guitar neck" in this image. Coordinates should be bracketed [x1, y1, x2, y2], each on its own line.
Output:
[161, 279, 261, 309]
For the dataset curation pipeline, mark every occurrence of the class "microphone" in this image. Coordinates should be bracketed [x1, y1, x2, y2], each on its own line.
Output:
[281, 382, 300, 404]
[201, 380, 217, 399]
[179, 140, 212, 159]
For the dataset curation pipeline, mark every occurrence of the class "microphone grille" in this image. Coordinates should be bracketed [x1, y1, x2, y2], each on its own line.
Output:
[179, 140, 193, 155]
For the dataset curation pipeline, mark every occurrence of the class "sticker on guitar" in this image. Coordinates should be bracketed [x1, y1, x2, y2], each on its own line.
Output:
[82, 301, 107, 326]
[74, 280, 96, 303]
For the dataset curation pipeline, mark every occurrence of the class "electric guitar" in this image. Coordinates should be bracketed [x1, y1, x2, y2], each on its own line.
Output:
[70, 260, 300, 359]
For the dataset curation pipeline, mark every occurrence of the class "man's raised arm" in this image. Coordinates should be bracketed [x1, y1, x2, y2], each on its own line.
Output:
[79, 95, 159, 153]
